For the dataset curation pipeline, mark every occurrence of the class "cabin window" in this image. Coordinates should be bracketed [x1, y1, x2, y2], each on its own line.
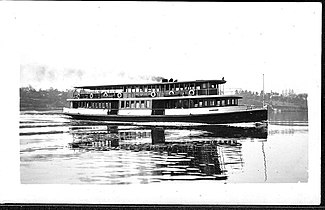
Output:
[165, 101, 169, 109]
[144, 86, 148, 92]
[177, 100, 182, 108]
[126, 101, 130, 108]
[221, 100, 225, 106]
[204, 100, 208, 107]
[199, 100, 203, 107]
[136, 101, 140, 109]
[141, 101, 145, 108]
[189, 99, 194, 108]
[98, 103, 102, 108]
[235, 99, 238, 105]
[194, 99, 199, 108]
[196, 85, 200, 90]
[172, 100, 177, 108]
[183, 100, 189, 108]
[121, 101, 125, 108]
[210, 99, 215, 106]
[228, 99, 231, 105]
[146, 101, 150, 108]
[131, 101, 135, 108]
[202, 83, 207, 89]
[180, 83, 184, 91]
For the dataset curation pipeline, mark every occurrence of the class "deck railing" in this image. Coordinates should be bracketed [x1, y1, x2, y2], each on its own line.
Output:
[74, 89, 223, 99]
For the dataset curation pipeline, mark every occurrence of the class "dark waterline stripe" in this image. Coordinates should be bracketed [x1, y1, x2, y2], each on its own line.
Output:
[20, 131, 67, 136]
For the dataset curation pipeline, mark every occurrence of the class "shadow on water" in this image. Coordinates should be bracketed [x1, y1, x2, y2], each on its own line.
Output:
[67, 123, 268, 181]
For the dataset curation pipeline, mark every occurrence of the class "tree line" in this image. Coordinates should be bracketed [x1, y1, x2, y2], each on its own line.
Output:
[20, 86, 73, 111]
[236, 90, 308, 110]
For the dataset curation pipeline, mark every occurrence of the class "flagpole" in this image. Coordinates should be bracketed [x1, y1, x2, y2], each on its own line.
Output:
[263, 73, 265, 107]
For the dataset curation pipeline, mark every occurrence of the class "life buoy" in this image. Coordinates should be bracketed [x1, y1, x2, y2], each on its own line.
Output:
[89, 93, 93, 99]
[169, 91, 174, 96]
[117, 92, 123, 98]
[102, 91, 108, 98]
[151, 91, 157, 97]
[189, 89, 195, 96]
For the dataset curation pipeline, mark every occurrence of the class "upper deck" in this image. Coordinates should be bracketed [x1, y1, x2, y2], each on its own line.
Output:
[72, 78, 227, 99]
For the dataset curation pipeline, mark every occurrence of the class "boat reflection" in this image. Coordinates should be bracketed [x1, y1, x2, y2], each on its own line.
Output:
[67, 123, 267, 181]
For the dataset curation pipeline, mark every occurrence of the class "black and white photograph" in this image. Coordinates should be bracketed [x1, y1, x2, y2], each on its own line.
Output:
[0, 1, 321, 205]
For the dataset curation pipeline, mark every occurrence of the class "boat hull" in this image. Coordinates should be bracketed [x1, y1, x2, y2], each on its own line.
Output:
[63, 108, 267, 124]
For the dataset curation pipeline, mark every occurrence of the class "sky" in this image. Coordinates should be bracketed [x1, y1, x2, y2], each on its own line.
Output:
[13, 2, 321, 93]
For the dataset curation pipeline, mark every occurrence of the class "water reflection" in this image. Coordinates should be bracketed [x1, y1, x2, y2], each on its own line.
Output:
[268, 110, 308, 126]
[67, 124, 268, 181]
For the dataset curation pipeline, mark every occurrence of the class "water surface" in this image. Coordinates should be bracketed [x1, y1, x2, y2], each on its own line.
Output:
[20, 110, 308, 184]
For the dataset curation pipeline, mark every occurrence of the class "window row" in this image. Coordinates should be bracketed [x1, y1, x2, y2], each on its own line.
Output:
[72, 101, 118, 109]
[165, 98, 239, 109]
[120, 100, 151, 109]
[71, 98, 239, 109]
[122, 83, 221, 93]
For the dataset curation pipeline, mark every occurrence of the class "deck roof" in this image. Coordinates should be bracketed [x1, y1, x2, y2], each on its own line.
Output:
[74, 79, 227, 89]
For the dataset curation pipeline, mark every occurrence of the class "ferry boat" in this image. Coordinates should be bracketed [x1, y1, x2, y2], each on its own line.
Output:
[63, 78, 267, 124]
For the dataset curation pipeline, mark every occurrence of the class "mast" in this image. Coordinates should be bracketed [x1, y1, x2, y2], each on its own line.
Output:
[262, 73, 265, 107]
